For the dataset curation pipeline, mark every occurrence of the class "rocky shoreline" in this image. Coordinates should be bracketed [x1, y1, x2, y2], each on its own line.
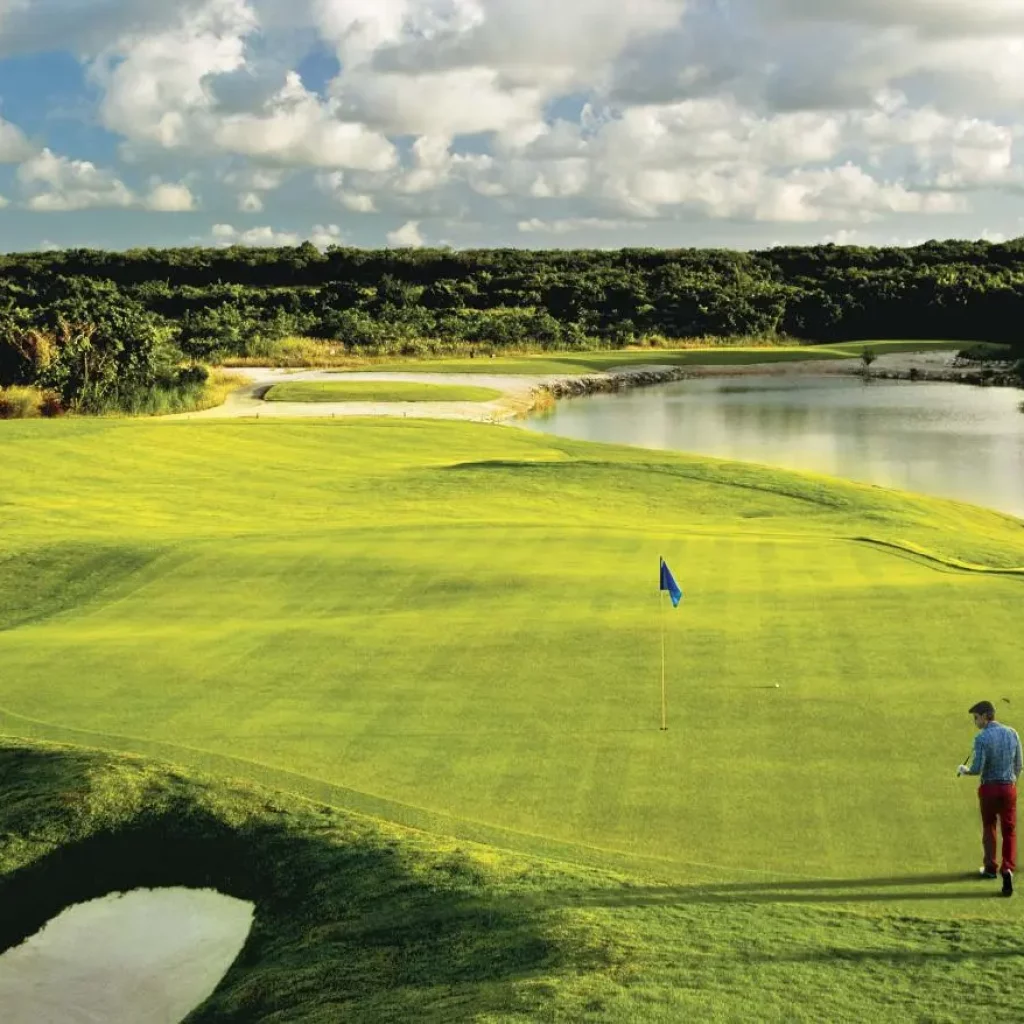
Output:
[538, 359, 1022, 407]
[864, 364, 1021, 387]
[540, 366, 694, 400]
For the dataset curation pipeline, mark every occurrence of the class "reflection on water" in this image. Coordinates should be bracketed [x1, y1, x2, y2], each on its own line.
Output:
[526, 375, 1024, 518]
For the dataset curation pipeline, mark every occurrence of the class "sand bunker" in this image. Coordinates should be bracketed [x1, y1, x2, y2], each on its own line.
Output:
[0, 887, 254, 1024]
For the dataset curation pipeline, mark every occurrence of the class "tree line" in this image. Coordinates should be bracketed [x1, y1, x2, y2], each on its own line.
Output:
[2, 239, 1023, 412]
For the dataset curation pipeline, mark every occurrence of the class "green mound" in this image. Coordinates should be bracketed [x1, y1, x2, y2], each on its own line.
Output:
[1, 417, 1023, 908]
[6, 739, 1024, 1022]
[264, 381, 504, 403]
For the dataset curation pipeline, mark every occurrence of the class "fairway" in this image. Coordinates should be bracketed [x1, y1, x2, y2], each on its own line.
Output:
[264, 381, 503, 403]
[2, 417, 1024, 910]
[356, 339, 977, 375]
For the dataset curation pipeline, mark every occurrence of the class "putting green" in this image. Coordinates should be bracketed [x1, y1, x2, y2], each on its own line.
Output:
[2, 417, 1023, 914]
[264, 381, 503, 403]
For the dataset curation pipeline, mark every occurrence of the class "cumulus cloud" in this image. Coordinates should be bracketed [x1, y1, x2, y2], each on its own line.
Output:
[223, 166, 289, 191]
[308, 222, 345, 247]
[0, 117, 34, 162]
[210, 222, 302, 245]
[316, 172, 379, 211]
[18, 148, 136, 211]
[145, 182, 198, 211]
[212, 72, 398, 169]
[517, 217, 632, 234]
[209, 221, 345, 248]
[4, 0, 1024, 246]
[387, 219, 425, 246]
[88, 1, 397, 169]
[16, 150, 199, 212]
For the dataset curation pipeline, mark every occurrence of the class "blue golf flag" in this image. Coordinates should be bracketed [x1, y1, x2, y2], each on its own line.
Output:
[659, 558, 683, 608]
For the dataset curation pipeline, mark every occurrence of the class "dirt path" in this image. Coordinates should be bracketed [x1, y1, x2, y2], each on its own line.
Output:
[168, 368, 559, 423]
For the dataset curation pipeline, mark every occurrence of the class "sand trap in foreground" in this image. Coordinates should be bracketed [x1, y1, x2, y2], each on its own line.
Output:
[0, 887, 254, 1024]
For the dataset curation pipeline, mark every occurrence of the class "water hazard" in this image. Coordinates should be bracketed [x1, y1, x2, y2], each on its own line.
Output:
[526, 374, 1024, 518]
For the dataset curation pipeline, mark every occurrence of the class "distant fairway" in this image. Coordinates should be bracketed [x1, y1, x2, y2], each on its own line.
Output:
[2, 416, 1024, 913]
[356, 339, 981, 375]
[264, 381, 503, 403]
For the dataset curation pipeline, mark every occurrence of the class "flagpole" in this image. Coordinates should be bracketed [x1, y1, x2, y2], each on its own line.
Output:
[660, 586, 668, 732]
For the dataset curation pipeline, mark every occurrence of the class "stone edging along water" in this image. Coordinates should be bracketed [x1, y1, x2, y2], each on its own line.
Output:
[538, 366, 695, 401]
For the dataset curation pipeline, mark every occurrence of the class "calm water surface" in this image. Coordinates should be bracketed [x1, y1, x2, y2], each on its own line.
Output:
[526, 375, 1024, 518]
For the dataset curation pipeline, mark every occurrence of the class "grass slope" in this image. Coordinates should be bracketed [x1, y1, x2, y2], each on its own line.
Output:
[351, 340, 977, 376]
[1, 417, 1023, 913]
[264, 381, 504, 403]
[6, 739, 1024, 1023]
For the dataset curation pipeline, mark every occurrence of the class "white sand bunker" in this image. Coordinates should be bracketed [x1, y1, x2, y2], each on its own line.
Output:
[0, 887, 254, 1024]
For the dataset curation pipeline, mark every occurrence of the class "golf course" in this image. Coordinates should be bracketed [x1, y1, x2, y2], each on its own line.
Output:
[3, 354, 1024, 1018]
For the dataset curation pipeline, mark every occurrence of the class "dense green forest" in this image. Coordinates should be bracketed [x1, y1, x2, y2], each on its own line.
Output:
[1, 240, 1023, 412]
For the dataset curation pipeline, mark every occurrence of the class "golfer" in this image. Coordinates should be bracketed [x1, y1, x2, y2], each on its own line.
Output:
[957, 700, 1023, 897]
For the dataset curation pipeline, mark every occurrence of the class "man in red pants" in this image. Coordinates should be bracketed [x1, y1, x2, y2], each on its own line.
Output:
[958, 700, 1023, 897]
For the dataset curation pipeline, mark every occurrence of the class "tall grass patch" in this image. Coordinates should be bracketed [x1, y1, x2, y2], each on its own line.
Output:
[0, 387, 44, 419]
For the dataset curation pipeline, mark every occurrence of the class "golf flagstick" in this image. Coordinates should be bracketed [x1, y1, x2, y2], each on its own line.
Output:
[660, 585, 668, 732]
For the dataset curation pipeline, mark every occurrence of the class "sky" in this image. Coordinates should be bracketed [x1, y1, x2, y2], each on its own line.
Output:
[1, 0, 1024, 253]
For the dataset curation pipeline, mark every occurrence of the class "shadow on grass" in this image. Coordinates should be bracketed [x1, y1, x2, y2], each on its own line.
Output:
[748, 947, 1024, 965]
[547, 873, 998, 909]
[0, 745, 586, 1023]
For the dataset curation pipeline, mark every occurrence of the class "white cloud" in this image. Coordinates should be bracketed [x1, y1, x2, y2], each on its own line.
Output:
[316, 170, 379, 211]
[4, 0, 1024, 247]
[213, 72, 398, 169]
[90, 2, 397, 169]
[209, 221, 345, 248]
[145, 182, 197, 211]
[91, 0, 256, 149]
[238, 191, 264, 212]
[517, 217, 632, 234]
[823, 228, 862, 245]
[210, 222, 302, 246]
[309, 223, 345, 247]
[339, 192, 377, 213]
[223, 166, 289, 191]
[0, 117, 33, 162]
[0, 194, 9, 208]
[387, 219, 425, 246]
[339, 67, 547, 141]
[18, 148, 136, 211]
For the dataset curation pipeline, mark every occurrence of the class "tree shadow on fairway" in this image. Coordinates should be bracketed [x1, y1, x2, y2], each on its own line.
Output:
[0, 743, 593, 1023]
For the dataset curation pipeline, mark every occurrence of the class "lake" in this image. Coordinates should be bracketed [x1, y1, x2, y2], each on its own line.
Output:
[526, 374, 1024, 519]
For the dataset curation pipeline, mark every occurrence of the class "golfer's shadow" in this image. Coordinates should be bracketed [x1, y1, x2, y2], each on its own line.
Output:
[555, 873, 997, 908]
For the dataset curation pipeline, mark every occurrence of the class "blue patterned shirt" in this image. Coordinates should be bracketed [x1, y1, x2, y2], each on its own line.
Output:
[968, 722, 1023, 784]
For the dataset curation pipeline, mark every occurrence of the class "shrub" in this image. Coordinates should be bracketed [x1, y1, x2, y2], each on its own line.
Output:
[0, 386, 42, 419]
[39, 392, 64, 418]
[175, 365, 209, 388]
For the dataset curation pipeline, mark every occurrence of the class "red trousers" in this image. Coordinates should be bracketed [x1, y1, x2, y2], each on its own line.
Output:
[979, 783, 1017, 875]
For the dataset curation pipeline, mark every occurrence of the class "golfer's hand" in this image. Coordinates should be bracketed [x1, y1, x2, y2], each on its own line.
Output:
[957, 765, 970, 777]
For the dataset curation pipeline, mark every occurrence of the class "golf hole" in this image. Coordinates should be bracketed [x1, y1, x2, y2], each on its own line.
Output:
[0, 887, 255, 1024]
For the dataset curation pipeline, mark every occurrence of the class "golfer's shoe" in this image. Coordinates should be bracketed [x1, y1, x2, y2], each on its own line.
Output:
[979, 868, 999, 879]
[1000, 871, 1014, 898]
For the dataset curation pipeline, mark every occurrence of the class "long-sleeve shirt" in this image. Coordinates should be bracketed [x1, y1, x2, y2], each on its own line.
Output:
[967, 722, 1023, 784]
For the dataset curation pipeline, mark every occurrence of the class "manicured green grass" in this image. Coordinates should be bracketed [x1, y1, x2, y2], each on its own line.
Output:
[361, 340, 974, 375]
[3, 415, 1024, 1016]
[7, 738, 1024, 1023]
[1, 416, 1023, 899]
[264, 381, 503, 403]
